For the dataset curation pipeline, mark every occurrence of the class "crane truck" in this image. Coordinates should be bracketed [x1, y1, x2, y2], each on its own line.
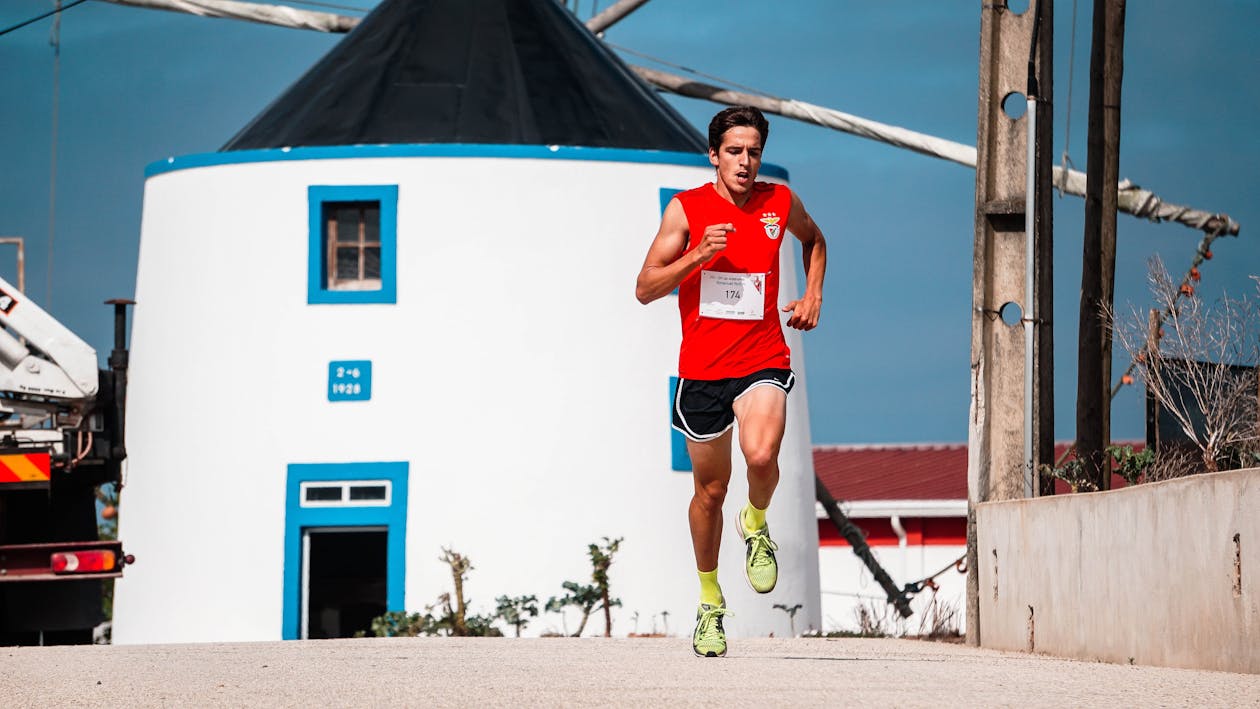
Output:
[0, 276, 132, 645]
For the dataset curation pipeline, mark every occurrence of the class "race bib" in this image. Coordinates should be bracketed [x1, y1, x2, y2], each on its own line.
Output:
[699, 271, 766, 320]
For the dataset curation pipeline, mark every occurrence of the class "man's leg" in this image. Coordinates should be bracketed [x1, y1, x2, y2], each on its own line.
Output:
[732, 385, 788, 510]
[686, 431, 733, 574]
[731, 385, 787, 593]
[686, 432, 734, 657]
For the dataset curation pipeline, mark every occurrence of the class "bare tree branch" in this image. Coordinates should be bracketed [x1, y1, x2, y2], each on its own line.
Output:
[1109, 259, 1260, 472]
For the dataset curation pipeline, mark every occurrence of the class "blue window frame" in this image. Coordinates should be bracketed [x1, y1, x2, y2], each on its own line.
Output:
[659, 187, 682, 215]
[669, 376, 693, 472]
[282, 462, 409, 640]
[308, 185, 398, 304]
[662, 188, 691, 471]
[659, 187, 683, 296]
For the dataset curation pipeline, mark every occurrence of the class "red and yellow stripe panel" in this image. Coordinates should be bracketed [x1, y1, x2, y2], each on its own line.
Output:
[0, 452, 52, 483]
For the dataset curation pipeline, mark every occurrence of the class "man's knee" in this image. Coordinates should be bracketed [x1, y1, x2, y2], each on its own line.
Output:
[693, 477, 729, 509]
[743, 443, 779, 473]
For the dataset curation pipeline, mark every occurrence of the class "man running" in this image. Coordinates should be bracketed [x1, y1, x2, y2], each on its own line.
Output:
[635, 106, 828, 657]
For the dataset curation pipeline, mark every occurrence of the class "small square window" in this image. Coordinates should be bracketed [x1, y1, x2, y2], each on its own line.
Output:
[349, 484, 388, 501]
[304, 485, 344, 503]
[299, 480, 392, 507]
[308, 185, 398, 304]
[324, 201, 383, 291]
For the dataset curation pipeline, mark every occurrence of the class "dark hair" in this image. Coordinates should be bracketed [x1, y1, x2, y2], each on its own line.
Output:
[707, 106, 769, 152]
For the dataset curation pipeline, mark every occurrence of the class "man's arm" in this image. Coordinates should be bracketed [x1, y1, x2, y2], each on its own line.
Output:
[780, 190, 827, 330]
[635, 198, 733, 304]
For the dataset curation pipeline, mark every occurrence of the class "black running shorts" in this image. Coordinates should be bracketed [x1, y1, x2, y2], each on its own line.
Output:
[672, 368, 795, 443]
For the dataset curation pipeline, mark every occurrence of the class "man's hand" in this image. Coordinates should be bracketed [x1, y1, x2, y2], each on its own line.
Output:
[781, 294, 822, 331]
[694, 224, 734, 263]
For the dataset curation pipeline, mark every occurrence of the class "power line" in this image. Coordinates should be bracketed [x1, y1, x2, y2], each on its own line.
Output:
[603, 40, 783, 100]
[1059, 0, 1081, 193]
[0, 0, 89, 38]
[49, 0, 66, 307]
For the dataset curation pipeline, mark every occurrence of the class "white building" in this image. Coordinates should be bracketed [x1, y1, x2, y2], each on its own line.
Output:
[112, 0, 821, 643]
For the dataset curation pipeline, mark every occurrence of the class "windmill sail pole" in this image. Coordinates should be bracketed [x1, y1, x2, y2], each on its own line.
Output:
[99, 0, 1240, 237]
[586, 0, 653, 34]
[630, 65, 1239, 237]
[99, 0, 357, 33]
[99, 0, 656, 35]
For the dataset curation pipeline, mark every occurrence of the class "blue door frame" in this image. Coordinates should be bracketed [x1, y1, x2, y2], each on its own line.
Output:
[282, 462, 409, 640]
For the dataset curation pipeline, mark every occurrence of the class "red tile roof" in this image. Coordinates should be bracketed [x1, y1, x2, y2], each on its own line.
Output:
[813, 443, 968, 502]
[813, 441, 1144, 502]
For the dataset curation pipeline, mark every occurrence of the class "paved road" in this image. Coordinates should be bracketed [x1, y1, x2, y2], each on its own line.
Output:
[4, 637, 1257, 707]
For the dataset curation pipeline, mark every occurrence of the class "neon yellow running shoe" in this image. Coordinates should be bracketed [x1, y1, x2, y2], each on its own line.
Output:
[691, 603, 729, 658]
[737, 508, 779, 593]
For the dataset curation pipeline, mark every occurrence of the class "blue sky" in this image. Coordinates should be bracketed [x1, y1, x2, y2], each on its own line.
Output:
[1, 0, 1256, 445]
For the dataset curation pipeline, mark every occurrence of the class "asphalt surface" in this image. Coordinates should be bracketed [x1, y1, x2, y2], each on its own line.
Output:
[4, 637, 1258, 707]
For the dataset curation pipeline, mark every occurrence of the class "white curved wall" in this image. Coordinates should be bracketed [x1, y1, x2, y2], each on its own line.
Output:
[113, 150, 820, 643]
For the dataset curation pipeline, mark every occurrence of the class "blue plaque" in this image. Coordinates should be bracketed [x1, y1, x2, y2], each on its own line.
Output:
[329, 360, 372, 401]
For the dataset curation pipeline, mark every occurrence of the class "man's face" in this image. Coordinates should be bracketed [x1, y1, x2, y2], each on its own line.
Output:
[709, 126, 763, 195]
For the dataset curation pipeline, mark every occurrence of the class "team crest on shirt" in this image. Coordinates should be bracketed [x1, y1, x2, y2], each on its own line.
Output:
[760, 213, 781, 239]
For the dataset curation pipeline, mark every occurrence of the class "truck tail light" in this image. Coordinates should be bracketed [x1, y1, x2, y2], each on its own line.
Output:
[51, 550, 117, 574]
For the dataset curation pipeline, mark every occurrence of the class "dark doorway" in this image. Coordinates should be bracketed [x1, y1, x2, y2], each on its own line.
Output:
[304, 528, 387, 639]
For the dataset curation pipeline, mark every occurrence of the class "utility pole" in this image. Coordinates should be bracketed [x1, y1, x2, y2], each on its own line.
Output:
[967, 0, 1053, 645]
[1076, 0, 1126, 491]
[1032, 3, 1056, 499]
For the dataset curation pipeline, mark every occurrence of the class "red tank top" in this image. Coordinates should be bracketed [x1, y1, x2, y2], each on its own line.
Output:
[675, 182, 792, 380]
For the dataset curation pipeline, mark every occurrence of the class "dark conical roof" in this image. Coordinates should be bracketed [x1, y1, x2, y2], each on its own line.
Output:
[221, 0, 706, 152]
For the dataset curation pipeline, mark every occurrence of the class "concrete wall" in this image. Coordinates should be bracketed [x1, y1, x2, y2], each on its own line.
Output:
[977, 468, 1259, 673]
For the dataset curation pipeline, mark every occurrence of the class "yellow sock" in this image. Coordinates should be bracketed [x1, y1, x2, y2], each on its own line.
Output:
[698, 568, 723, 606]
[743, 502, 767, 534]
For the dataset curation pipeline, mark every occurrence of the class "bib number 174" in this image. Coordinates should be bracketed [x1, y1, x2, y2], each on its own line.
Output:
[699, 271, 764, 321]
